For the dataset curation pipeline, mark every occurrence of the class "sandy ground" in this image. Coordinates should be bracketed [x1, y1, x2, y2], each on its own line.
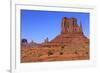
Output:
[21, 47, 89, 63]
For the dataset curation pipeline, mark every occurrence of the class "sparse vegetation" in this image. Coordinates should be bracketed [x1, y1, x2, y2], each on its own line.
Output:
[32, 53, 37, 57]
[59, 52, 63, 55]
[37, 53, 43, 57]
[86, 52, 88, 54]
[74, 51, 78, 54]
[48, 50, 53, 56]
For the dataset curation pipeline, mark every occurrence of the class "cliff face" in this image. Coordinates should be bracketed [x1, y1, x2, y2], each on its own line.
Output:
[61, 17, 82, 34]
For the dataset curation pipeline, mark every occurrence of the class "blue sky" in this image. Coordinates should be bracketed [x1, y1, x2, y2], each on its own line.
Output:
[21, 9, 90, 43]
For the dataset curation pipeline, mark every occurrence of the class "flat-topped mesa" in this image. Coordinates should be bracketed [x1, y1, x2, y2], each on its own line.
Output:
[61, 17, 83, 34]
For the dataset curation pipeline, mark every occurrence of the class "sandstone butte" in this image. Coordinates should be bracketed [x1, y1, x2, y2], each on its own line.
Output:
[21, 17, 89, 63]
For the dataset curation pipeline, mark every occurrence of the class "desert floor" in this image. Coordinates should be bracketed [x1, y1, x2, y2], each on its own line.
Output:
[21, 47, 89, 63]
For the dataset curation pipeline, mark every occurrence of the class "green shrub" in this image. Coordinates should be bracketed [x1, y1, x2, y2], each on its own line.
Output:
[37, 53, 43, 57]
[86, 52, 88, 54]
[32, 53, 37, 57]
[48, 50, 53, 56]
[59, 52, 63, 55]
[74, 51, 78, 54]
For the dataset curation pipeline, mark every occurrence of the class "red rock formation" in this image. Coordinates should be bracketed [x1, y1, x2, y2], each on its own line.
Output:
[42, 17, 89, 48]
[61, 17, 82, 34]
